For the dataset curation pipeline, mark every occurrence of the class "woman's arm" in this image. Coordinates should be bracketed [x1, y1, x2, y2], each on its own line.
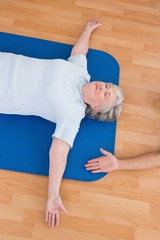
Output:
[85, 148, 160, 173]
[45, 137, 70, 228]
[70, 18, 102, 57]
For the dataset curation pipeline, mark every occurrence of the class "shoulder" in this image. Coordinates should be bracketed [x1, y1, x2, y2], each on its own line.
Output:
[68, 54, 88, 69]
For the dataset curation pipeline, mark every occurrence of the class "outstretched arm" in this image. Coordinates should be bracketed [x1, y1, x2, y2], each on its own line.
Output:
[85, 148, 160, 173]
[45, 137, 70, 228]
[70, 18, 102, 57]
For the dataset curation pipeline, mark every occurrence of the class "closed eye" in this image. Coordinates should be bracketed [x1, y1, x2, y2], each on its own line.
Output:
[105, 83, 111, 89]
[105, 84, 108, 89]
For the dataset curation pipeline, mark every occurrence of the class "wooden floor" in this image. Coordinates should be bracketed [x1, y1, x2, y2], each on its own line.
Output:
[0, 0, 160, 239]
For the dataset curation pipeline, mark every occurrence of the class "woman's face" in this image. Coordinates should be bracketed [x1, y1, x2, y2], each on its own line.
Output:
[85, 81, 117, 111]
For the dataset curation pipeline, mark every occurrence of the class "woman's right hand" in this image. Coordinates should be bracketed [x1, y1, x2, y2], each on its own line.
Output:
[85, 148, 119, 173]
[84, 18, 102, 34]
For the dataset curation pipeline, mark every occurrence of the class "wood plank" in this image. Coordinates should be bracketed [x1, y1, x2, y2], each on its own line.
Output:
[0, 0, 160, 239]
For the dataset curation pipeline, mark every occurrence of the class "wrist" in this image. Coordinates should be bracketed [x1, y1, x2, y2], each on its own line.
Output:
[83, 28, 92, 36]
[48, 193, 59, 200]
[117, 159, 124, 170]
[48, 188, 59, 198]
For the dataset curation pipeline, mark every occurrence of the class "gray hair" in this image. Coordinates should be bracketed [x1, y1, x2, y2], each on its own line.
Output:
[85, 84, 124, 122]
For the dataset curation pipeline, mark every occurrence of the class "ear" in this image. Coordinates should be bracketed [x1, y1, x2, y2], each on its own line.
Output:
[91, 105, 101, 112]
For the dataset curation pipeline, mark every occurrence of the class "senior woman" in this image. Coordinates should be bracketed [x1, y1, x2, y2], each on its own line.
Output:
[0, 19, 124, 228]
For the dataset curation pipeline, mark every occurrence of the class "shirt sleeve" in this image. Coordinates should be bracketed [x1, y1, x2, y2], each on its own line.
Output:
[68, 54, 87, 69]
[52, 117, 80, 148]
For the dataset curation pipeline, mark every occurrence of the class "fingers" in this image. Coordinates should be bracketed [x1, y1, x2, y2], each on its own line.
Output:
[85, 160, 99, 169]
[85, 161, 99, 168]
[92, 169, 102, 173]
[100, 148, 111, 156]
[47, 211, 55, 228]
[55, 213, 60, 226]
[50, 212, 55, 228]
[51, 213, 60, 227]
[60, 203, 68, 215]
[85, 160, 101, 172]
[85, 164, 103, 173]
[89, 18, 102, 25]
[86, 158, 99, 164]
[45, 211, 60, 228]
[85, 161, 98, 166]
[85, 165, 100, 171]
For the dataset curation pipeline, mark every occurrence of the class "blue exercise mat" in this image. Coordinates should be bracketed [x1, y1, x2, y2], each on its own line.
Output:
[0, 32, 119, 181]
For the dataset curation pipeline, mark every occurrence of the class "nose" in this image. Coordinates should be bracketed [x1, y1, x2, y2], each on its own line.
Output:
[99, 86, 107, 96]
[97, 84, 109, 94]
[98, 86, 104, 92]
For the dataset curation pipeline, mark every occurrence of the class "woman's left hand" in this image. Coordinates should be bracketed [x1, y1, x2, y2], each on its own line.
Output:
[45, 195, 67, 228]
